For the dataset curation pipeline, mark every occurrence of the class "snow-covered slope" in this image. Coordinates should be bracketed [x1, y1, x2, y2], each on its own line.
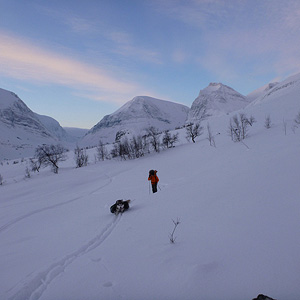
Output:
[0, 88, 79, 160]
[35, 113, 69, 142]
[187, 83, 249, 123]
[63, 127, 89, 142]
[0, 88, 59, 160]
[1, 74, 300, 300]
[246, 82, 279, 102]
[245, 72, 300, 123]
[81, 96, 190, 146]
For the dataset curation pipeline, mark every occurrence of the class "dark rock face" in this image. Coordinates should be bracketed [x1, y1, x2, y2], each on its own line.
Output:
[252, 294, 277, 300]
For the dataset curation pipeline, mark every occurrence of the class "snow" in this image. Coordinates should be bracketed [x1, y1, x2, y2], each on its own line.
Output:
[1, 90, 300, 300]
[1, 73, 300, 300]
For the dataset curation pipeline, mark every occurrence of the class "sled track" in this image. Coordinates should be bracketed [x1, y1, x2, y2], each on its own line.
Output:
[0, 175, 113, 234]
[8, 214, 121, 300]
[0, 196, 83, 234]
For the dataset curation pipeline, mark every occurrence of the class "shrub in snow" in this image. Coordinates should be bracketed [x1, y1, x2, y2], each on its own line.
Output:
[206, 122, 216, 147]
[169, 218, 180, 244]
[110, 139, 131, 160]
[130, 135, 148, 158]
[186, 122, 203, 143]
[294, 110, 300, 126]
[229, 113, 255, 142]
[293, 110, 300, 132]
[74, 146, 88, 168]
[30, 157, 42, 173]
[264, 115, 272, 129]
[162, 130, 179, 149]
[96, 140, 109, 161]
[0, 174, 3, 185]
[34, 144, 67, 174]
[24, 167, 31, 179]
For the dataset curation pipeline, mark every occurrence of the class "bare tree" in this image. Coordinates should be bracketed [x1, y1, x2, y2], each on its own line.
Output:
[110, 138, 131, 160]
[264, 115, 272, 129]
[229, 113, 254, 142]
[162, 130, 179, 149]
[186, 122, 203, 143]
[30, 157, 42, 172]
[34, 144, 67, 173]
[206, 122, 216, 147]
[74, 146, 88, 168]
[147, 126, 161, 152]
[96, 140, 108, 161]
[0, 174, 3, 185]
[131, 135, 147, 158]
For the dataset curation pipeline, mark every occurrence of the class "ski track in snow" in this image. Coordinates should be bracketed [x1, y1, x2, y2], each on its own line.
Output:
[0, 175, 113, 234]
[8, 214, 122, 300]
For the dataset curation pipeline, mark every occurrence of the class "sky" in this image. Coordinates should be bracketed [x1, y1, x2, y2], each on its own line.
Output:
[1, 0, 300, 129]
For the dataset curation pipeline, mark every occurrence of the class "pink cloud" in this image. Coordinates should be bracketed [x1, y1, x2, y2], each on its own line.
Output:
[0, 31, 152, 104]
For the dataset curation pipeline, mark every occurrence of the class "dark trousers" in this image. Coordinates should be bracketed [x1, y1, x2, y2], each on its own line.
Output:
[152, 183, 158, 193]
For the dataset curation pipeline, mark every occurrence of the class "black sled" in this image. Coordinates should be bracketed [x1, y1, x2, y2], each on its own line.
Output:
[110, 200, 130, 215]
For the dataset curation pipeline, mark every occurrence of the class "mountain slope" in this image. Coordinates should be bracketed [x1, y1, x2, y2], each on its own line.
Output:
[187, 83, 249, 123]
[0, 88, 59, 160]
[81, 96, 190, 146]
[246, 82, 279, 102]
[245, 72, 300, 124]
[0, 88, 78, 160]
[35, 113, 69, 142]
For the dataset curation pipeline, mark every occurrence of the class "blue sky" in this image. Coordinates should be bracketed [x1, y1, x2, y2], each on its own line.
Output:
[1, 0, 300, 129]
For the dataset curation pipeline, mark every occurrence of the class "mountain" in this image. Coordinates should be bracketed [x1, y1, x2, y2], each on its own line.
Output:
[81, 96, 190, 146]
[0, 88, 70, 160]
[187, 83, 249, 123]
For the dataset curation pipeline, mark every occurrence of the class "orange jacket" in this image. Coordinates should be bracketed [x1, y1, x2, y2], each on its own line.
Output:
[148, 171, 159, 184]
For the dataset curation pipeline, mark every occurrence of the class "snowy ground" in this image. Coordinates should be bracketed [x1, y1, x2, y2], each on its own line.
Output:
[1, 111, 300, 300]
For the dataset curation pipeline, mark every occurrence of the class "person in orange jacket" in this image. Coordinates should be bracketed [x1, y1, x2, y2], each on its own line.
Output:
[148, 170, 159, 193]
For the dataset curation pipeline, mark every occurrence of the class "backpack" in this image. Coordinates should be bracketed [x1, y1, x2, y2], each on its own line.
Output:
[149, 169, 155, 176]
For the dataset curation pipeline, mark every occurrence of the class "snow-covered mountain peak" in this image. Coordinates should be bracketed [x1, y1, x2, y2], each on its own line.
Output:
[0, 88, 22, 109]
[201, 82, 224, 94]
[187, 82, 248, 123]
[81, 95, 190, 146]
